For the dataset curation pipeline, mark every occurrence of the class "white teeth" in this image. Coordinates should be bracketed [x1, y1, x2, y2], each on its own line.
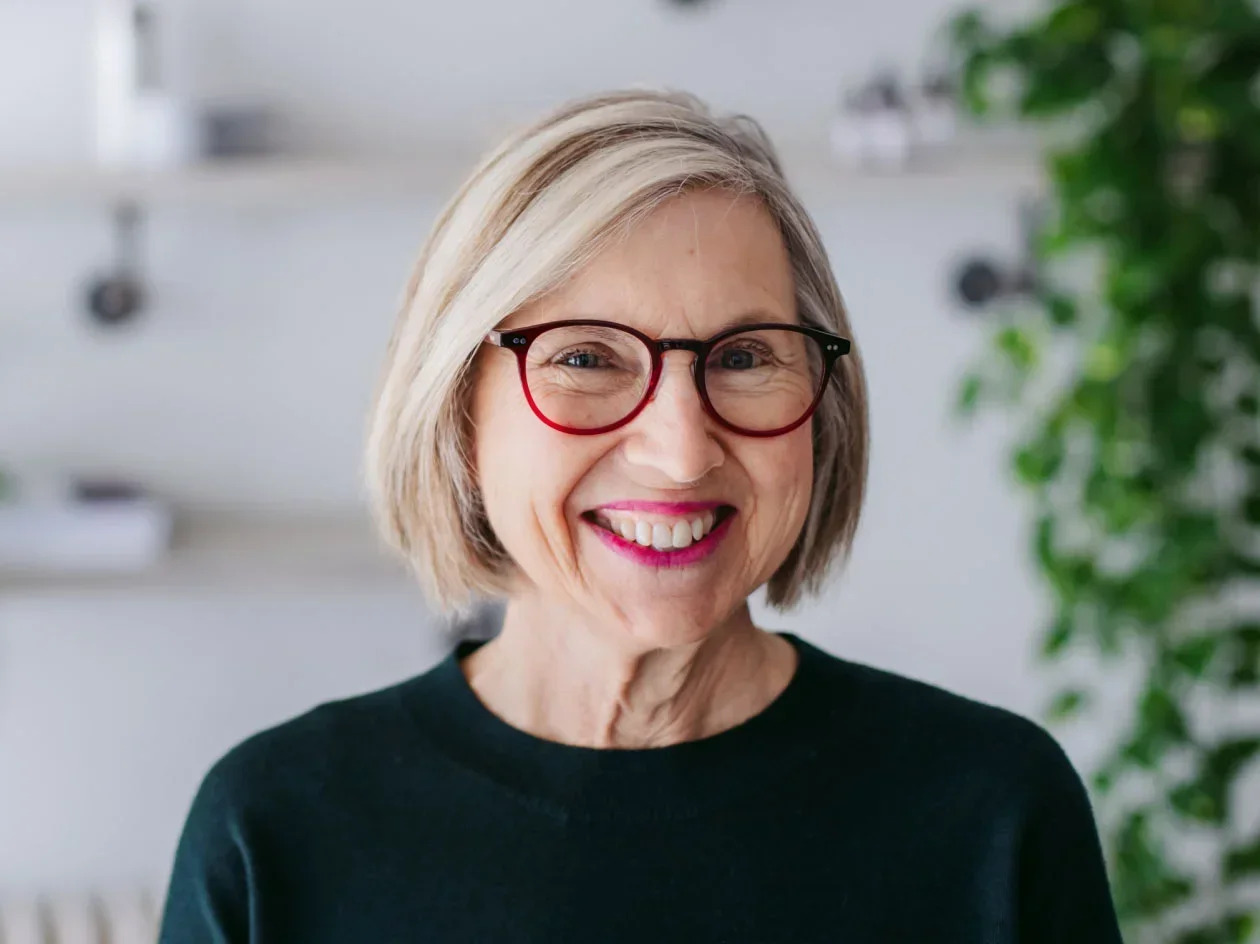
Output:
[635, 520, 652, 547]
[672, 520, 693, 548]
[594, 508, 725, 550]
[652, 523, 672, 549]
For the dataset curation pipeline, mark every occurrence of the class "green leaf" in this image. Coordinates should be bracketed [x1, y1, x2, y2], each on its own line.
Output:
[1169, 779, 1224, 824]
[1131, 682, 1191, 757]
[1224, 624, 1260, 688]
[1171, 912, 1256, 944]
[1242, 492, 1260, 526]
[1044, 3, 1104, 44]
[959, 52, 994, 116]
[1172, 739, 1260, 826]
[1091, 758, 1120, 796]
[1176, 105, 1222, 144]
[1168, 634, 1221, 678]
[1237, 393, 1258, 416]
[1013, 431, 1065, 485]
[1042, 610, 1075, 658]
[1045, 293, 1078, 326]
[957, 372, 984, 417]
[1083, 340, 1125, 381]
[995, 325, 1040, 372]
[1223, 832, 1260, 882]
[1046, 687, 1090, 721]
[1110, 806, 1197, 919]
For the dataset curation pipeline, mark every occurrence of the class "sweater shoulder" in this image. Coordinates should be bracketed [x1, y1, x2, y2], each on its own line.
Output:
[798, 637, 1081, 796]
[191, 673, 428, 819]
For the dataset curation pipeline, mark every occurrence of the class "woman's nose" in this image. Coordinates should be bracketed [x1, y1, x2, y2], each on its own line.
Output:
[622, 354, 724, 484]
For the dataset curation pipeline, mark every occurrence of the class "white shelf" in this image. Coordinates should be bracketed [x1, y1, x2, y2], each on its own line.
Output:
[0, 133, 1046, 210]
[0, 510, 416, 595]
[0, 151, 481, 209]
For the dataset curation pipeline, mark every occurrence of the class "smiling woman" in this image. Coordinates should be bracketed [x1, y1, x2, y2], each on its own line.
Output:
[156, 89, 1123, 944]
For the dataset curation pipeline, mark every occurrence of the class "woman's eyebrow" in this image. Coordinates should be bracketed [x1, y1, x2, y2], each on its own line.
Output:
[549, 308, 794, 334]
[719, 309, 791, 329]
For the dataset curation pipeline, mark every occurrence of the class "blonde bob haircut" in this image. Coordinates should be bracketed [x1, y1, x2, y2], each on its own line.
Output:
[364, 88, 869, 621]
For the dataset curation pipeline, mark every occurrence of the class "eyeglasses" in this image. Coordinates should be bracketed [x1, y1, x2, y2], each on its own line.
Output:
[483, 319, 851, 437]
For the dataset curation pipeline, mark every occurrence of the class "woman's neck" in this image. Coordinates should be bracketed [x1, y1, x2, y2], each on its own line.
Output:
[458, 597, 798, 749]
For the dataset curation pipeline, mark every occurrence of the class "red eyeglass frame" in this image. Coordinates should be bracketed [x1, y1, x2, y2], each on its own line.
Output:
[483, 318, 851, 437]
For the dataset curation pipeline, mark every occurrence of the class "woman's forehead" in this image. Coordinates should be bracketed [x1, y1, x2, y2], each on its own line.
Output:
[499, 194, 795, 334]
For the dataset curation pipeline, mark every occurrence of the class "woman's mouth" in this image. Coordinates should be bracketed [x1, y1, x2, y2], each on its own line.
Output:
[579, 506, 737, 568]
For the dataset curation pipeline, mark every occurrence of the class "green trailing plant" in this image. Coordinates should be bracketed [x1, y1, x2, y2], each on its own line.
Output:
[948, 2, 1260, 941]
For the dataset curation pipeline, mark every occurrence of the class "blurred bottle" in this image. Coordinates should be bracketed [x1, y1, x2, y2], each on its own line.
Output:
[913, 70, 958, 152]
[93, 0, 199, 168]
[828, 71, 912, 171]
[0, 895, 49, 944]
[866, 72, 912, 169]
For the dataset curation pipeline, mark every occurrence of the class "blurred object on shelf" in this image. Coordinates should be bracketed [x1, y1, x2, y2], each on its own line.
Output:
[200, 104, 289, 159]
[0, 475, 173, 576]
[92, 0, 198, 169]
[829, 62, 965, 172]
[914, 69, 958, 151]
[0, 893, 49, 944]
[0, 887, 158, 944]
[951, 197, 1045, 308]
[829, 69, 912, 171]
[45, 893, 103, 944]
[84, 202, 147, 328]
[97, 886, 160, 944]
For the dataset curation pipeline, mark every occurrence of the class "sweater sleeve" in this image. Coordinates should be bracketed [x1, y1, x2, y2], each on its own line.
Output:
[1016, 725, 1124, 943]
[157, 758, 254, 944]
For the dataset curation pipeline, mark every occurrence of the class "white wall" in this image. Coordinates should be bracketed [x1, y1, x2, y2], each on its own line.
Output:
[0, 591, 448, 893]
[0, 0, 1079, 894]
[0, 0, 1038, 166]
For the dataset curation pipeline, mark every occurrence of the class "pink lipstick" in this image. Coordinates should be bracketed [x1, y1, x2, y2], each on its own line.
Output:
[582, 506, 736, 568]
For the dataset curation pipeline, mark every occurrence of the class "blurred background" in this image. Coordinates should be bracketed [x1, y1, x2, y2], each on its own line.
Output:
[3, 0, 1256, 940]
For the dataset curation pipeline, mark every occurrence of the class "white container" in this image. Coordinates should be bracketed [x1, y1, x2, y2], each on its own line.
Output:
[828, 111, 871, 170]
[0, 499, 173, 574]
[0, 896, 47, 944]
[93, 0, 140, 166]
[100, 886, 160, 944]
[92, 0, 197, 169]
[132, 93, 201, 167]
[867, 110, 912, 170]
[46, 893, 101, 944]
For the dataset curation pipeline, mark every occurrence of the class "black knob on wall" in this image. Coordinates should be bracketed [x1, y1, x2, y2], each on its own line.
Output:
[84, 201, 147, 329]
[956, 259, 1004, 307]
[86, 275, 146, 326]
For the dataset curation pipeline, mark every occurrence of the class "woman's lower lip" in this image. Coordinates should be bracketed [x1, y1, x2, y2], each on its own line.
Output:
[583, 511, 735, 568]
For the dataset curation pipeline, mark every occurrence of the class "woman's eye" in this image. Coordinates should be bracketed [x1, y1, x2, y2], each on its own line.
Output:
[717, 346, 768, 369]
[558, 349, 606, 369]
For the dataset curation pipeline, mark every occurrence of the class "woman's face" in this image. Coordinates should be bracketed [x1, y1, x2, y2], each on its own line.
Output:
[471, 189, 814, 649]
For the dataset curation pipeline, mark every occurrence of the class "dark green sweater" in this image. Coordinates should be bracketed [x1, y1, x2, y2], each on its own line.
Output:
[158, 631, 1123, 942]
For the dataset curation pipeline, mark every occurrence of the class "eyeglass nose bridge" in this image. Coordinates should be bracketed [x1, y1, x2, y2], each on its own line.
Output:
[646, 338, 707, 402]
[657, 338, 705, 354]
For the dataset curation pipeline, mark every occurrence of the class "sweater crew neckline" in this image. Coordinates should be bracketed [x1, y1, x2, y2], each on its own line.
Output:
[396, 631, 836, 821]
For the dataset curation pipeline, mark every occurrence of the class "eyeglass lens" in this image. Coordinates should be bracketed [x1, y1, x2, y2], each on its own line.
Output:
[522, 325, 824, 432]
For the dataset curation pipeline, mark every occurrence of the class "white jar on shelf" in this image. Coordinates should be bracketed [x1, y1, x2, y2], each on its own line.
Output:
[93, 0, 199, 168]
